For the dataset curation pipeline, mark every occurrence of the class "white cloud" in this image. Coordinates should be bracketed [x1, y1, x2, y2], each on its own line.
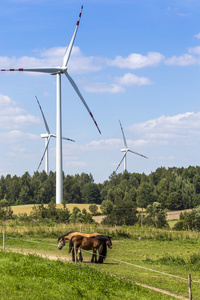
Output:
[165, 54, 198, 66]
[1, 130, 38, 143]
[0, 94, 40, 130]
[194, 33, 200, 39]
[188, 46, 200, 55]
[85, 73, 153, 94]
[128, 112, 200, 146]
[110, 52, 165, 69]
[0, 46, 105, 74]
[115, 73, 153, 86]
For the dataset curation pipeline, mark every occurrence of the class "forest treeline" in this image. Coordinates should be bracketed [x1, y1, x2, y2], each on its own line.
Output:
[1, 165, 200, 211]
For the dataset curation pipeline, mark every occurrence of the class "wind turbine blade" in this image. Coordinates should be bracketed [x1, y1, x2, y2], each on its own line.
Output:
[119, 120, 128, 148]
[37, 136, 51, 171]
[116, 152, 127, 172]
[62, 5, 83, 68]
[62, 137, 75, 142]
[35, 96, 51, 134]
[65, 72, 101, 134]
[50, 134, 75, 142]
[128, 149, 148, 159]
[1, 67, 62, 74]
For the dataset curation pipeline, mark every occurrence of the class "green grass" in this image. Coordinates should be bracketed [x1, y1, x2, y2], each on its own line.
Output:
[0, 251, 173, 300]
[1, 227, 200, 299]
[88, 239, 200, 299]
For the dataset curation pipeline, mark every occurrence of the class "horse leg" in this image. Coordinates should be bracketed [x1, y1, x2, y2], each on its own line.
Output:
[72, 248, 75, 262]
[78, 248, 83, 262]
[93, 249, 98, 263]
[91, 249, 95, 263]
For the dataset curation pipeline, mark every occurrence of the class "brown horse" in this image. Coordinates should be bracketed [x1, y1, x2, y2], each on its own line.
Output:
[57, 231, 101, 250]
[69, 234, 112, 263]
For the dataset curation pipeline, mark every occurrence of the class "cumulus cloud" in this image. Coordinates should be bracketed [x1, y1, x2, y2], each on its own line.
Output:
[109, 52, 165, 69]
[85, 73, 153, 93]
[165, 54, 198, 66]
[128, 112, 200, 146]
[188, 46, 200, 55]
[194, 33, 200, 39]
[0, 94, 40, 130]
[115, 73, 153, 86]
[1, 130, 38, 143]
[0, 46, 105, 74]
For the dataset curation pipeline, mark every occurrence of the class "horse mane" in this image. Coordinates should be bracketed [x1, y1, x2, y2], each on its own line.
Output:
[57, 231, 76, 241]
[94, 235, 110, 242]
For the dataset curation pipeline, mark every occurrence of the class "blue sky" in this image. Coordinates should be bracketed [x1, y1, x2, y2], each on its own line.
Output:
[1, 0, 200, 183]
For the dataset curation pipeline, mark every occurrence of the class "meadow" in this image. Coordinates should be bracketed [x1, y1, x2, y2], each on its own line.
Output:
[1, 224, 200, 299]
[0, 250, 175, 300]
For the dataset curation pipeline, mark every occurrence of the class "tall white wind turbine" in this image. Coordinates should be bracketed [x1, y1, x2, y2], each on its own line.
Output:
[1, 5, 101, 204]
[36, 96, 75, 175]
[115, 120, 147, 172]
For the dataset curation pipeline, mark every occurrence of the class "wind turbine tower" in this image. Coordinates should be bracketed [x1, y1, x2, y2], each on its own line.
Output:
[1, 6, 101, 204]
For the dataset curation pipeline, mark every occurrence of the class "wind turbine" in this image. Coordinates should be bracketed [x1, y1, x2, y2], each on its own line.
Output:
[115, 120, 147, 172]
[36, 96, 75, 175]
[1, 5, 101, 204]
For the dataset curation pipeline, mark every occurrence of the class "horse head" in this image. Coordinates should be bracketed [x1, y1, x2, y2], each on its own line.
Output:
[57, 235, 66, 250]
[106, 236, 112, 249]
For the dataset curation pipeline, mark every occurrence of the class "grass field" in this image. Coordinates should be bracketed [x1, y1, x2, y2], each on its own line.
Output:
[1, 251, 174, 300]
[1, 226, 200, 299]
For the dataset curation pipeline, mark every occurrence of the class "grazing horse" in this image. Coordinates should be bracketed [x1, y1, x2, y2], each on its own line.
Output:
[69, 234, 112, 263]
[57, 231, 101, 250]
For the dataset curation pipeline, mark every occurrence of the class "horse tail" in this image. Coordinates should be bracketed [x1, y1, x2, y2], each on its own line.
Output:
[69, 236, 74, 253]
[98, 242, 107, 263]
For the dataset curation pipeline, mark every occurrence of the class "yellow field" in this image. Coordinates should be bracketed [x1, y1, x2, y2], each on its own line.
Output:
[166, 209, 192, 220]
[11, 203, 101, 216]
[11, 204, 191, 221]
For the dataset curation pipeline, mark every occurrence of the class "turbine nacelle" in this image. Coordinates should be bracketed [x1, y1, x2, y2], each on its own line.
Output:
[41, 133, 49, 138]
[121, 148, 128, 153]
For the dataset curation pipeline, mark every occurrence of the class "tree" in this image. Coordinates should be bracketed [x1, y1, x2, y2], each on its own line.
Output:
[89, 204, 98, 215]
[166, 192, 183, 210]
[105, 200, 138, 226]
[0, 199, 13, 220]
[142, 202, 168, 228]
[82, 183, 101, 204]
[100, 200, 113, 215]
[136, 182, 156, 208]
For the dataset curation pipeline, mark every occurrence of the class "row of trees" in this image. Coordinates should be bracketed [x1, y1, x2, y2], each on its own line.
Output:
[1, 165, 200, 211]
[0, 198, 168, 229]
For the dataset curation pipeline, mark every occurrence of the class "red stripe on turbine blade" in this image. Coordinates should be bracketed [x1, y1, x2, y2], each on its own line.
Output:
[19, 68, 23, 71]
[81, 5, 83, 9]
[77, 21, 79, 26]
[1, 69, 5, 71]
[90, 112, 93, 118]
[10, 69, 14, 71]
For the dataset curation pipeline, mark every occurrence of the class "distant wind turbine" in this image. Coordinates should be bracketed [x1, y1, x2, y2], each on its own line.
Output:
[1, 5, 101, 204]
[115, 120, 147, 172]
[36, 96, 75, 175]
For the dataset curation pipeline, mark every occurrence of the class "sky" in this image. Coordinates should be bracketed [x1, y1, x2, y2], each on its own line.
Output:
[1, 0, 200, 183]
